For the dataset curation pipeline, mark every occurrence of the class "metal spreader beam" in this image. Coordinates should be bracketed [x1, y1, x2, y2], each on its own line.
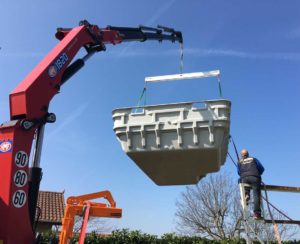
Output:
[145, 70, 220, 83]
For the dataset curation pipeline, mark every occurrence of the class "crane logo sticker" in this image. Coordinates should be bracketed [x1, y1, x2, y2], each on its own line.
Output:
[48, 52, 69, 78]
[48, 65, 58, 77]
[0, 140, 12, 153]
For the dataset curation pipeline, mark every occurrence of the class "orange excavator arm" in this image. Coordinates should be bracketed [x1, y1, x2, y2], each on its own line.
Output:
[59, 190, 122, 244]
[67, 190, 117, 207]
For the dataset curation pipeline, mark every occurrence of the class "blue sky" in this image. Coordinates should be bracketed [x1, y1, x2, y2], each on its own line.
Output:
[1, 0, 300, 236]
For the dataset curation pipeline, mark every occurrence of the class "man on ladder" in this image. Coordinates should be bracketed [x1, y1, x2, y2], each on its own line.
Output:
[238, 149, 265, 219]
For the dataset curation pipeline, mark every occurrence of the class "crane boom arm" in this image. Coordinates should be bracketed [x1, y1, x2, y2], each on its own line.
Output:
[10, 20, 182, 122]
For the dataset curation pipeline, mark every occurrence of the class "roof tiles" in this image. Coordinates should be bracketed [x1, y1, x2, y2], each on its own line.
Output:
[36, 191, 65, 224]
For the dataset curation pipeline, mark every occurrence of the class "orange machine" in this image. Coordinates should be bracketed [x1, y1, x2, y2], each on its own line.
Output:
[59, 190, 122, 244]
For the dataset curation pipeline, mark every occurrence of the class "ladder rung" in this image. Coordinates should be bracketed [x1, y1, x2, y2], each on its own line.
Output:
[264, 219, 300, 225]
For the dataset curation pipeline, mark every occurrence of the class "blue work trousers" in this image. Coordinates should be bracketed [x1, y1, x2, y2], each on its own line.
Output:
[241, 176, 262, 214]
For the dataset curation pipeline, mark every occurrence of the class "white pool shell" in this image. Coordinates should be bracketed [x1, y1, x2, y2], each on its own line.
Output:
[112, 100, 231, 185]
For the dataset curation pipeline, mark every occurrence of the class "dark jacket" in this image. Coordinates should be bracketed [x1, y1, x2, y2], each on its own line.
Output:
[237, 157, 264, 179]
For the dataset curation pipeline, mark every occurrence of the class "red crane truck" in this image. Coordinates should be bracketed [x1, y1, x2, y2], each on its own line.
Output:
[0, 20, 182, 244]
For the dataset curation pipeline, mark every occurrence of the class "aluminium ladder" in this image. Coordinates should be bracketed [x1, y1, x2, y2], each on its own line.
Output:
[239, 183, 268, 244]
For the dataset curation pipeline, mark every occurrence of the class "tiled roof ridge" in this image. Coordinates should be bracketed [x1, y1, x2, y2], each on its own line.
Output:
[39, 190, 65, 194]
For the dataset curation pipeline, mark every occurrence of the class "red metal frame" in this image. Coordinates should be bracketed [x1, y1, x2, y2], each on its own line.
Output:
[78, 202, 91, 244]
[0, 123, 35, 243]
[0, 20, 182, 243]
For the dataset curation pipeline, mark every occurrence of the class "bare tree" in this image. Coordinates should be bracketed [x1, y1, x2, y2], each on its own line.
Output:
[175, 172, 243, 240]
[175, 171, 299, 241]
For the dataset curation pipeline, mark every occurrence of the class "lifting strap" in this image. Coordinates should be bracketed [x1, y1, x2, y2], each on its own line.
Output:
[229, 135, 240, 163]
[217, 74, 223, 98]
[135, 83, 147, 112]
[180, 42, 184, 74]
[134, 69, 223, 109]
